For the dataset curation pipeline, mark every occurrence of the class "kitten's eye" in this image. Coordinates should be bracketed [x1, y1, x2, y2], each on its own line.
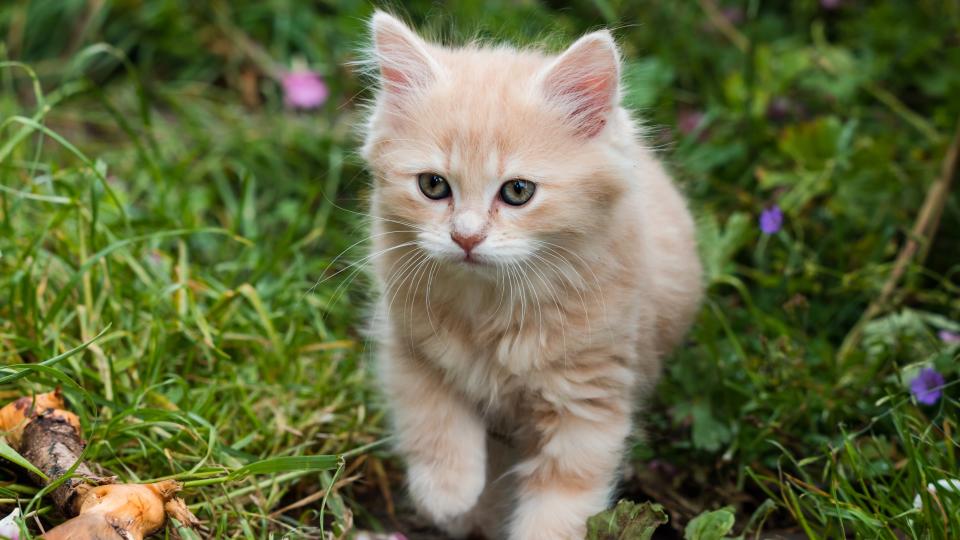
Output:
[417, 173, 451, 200]
[499, 179, 536, 206]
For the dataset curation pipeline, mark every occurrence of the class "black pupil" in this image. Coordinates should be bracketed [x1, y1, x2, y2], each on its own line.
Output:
[431, 176, 443, 189]
[511, 181, 524, 194]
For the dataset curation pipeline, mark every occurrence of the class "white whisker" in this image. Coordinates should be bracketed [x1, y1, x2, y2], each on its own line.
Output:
[522, 256, 569, 363]
[405, 252, 435, 343]
[424, 259, 440, 335]
[536, 240, 608, 335]
[534, 246, 592, 344]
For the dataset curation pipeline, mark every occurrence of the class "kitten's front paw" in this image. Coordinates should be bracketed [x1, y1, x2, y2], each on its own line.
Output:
[408, 460, 485, 537]
[509, 515, 586, 540]
[508, 488, 597, 540]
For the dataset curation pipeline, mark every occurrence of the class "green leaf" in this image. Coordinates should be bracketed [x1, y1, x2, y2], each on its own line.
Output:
[698, 212, 752, 283]
[43, 229, 245, 324]
[0, 438, 48, 481]
[622, 58, 675, 111]
[778, 117, 843, 169]
[0, 365, 88, 402]
[691, 402, 732, 453]
[684, 507, 736, 540]
[0, 325, 110, 385]
[586, 499, 668, 540]
[229, 455, 340, 480]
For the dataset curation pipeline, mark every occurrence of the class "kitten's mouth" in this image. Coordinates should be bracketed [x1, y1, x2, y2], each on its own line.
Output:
[456, 251, 490, 267]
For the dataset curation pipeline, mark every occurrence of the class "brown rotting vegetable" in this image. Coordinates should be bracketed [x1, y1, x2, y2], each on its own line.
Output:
[0, 390, 200, 539]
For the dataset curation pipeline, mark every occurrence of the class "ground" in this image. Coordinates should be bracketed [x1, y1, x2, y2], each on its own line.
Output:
[0, 1, 958, 539]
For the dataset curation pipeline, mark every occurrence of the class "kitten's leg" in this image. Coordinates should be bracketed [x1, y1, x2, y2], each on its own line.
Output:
[508, 399, 632, 540]
[467, 432, 520, 540]
[382, 349, 487, 537]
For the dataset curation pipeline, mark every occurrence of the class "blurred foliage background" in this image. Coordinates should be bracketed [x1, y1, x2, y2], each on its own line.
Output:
[0, 0, 958, 538]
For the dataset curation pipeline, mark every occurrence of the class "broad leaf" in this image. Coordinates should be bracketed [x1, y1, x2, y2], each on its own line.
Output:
[586, 499, 668, 540]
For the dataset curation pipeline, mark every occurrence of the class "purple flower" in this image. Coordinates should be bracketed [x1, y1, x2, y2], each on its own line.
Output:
[281, 70, 329, 110]
[939, 330, 960, 344]
[910, 368, 945, 406]
[820, 0, 843, 9]
[759, 206, 783, 235]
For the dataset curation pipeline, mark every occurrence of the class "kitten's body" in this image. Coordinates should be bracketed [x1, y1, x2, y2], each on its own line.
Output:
[362, 13, 702, 539]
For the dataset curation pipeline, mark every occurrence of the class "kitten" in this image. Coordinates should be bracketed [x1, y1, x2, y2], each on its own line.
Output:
[361, 12, 703, 540]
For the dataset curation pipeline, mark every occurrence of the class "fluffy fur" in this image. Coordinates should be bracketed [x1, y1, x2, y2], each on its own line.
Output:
[361, 12, 703, 540]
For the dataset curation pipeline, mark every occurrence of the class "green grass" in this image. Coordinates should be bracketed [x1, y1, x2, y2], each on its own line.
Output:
[1, 1, 958, 538]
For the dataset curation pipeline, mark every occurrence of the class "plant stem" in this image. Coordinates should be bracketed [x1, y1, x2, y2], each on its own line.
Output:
[839, 118, 960, 358]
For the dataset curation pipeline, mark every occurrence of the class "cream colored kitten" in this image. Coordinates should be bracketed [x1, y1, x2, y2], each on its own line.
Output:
[361, 12, 703, 540]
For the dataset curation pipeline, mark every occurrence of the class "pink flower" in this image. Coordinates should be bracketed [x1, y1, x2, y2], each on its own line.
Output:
[939, 329, 960, 344]
[677, 110, 705, 136]
[281, 70, 329, 110]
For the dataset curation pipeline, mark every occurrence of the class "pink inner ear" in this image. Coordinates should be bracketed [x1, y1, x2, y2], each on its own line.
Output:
[381, 65, 411, 92]
[543, 34, 619, 138]
[561, 74, 615, 138]
[376, 44, 428, 97]
[372, 15, 437, 100]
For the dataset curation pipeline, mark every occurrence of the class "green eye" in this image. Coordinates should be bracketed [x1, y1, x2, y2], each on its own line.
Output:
[417, 173, 451, 200]
[500, 179, 536, 206]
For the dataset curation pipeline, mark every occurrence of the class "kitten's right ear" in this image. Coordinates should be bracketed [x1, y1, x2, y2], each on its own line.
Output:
[370, 11, 440, 97]
[539, 30, 620, 138]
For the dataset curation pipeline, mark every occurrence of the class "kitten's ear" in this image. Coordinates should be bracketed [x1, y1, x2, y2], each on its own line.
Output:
[539, 30, 620, 138]
[370, 11, 441, 97]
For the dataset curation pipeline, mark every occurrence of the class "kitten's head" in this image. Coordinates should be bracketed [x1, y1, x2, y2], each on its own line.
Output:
[363, 12, 631, 272]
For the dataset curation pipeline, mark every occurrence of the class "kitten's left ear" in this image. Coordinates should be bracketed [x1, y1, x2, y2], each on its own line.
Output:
[370, 11, 442, 98]
[539, 30, 620, 138]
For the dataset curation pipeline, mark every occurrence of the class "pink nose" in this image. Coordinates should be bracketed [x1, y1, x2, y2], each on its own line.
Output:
[451, 232, 485, 254]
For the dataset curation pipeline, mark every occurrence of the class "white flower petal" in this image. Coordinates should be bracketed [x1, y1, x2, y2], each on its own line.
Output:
[913, 478, 960, 509]
[0, 508, 20, 540]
